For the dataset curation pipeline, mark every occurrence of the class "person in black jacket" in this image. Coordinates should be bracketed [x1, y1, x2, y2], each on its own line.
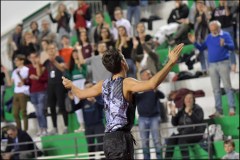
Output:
[154, 0, 189, 45]
[2, 125, 42, 160]
[165, 92, 205, 159]
[48, 3, 71, 43]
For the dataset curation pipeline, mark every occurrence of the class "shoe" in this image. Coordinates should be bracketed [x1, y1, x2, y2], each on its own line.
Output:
[229, 108, 235, 116]
[74, 127, 85, 133]
[209, 111, 222, 118]
[36, 130, 42, 137]
[62, 127, 68, 134]
[48, 128, 58, 135]
[41, 129, 48, 136]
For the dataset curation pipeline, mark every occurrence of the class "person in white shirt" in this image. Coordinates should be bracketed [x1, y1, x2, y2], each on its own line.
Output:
[112, 7, 132, 40]
[5, 54, 29, 131]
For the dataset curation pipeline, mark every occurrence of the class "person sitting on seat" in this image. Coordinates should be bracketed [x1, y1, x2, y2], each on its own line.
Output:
[2, 125, 42, 160]
[165, 93, 205, 160]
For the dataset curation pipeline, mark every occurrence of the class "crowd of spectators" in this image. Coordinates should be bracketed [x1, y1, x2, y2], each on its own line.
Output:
[1, 0, 239, 159]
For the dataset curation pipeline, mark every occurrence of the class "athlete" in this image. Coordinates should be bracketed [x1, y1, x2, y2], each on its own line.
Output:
[62, 43, 184, 159]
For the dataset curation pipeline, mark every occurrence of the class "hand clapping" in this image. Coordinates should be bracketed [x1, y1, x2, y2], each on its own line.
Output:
[62, 76, 73, 89]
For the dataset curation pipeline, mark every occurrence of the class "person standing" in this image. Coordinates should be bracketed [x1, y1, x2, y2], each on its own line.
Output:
[81, 42, 112, 83]
[126, 0, 141, 25]
[112, 7, 132, 40]
[62, 44, 184, 159]
[188, 20, 236, 117]
[5, 55, 29, 131]
[69, 81, 105, 158]
[115, 26, 135, 78]
[1, 65, 11, 122]
[73, 0, 91, 42]
[194, 1, 211, 74]
[48, 3, 71, 42]
[68, 48, 87, 132]
[211, 0, 237, 72]
[58, 35, 73, 69]
[27, 52, 48, 136]
[136, 69, 165, 160]
[43, 42, 68, 134]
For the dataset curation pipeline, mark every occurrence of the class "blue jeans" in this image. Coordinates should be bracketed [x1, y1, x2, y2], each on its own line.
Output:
[139, 116, 162, 160]
[127, 5, 141, 25]
[208, 60, 235, 112]
[199, 50, 208, 72]
[222, 26, 236, 65]
[30, 91, 47, 128]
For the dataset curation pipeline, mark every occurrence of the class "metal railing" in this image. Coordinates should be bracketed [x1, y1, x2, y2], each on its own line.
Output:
[1, 123, 210, 159]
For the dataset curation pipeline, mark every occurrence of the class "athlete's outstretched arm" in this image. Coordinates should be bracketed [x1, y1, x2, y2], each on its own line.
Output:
[62, 76, 103, 99]
[125, 43, 184, 93]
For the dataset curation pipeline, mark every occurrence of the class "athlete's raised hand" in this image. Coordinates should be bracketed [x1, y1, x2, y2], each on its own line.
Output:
[168, 43, 184, 64]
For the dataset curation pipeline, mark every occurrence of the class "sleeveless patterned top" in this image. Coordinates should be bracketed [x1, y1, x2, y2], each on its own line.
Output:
[102, 77, 136, 133]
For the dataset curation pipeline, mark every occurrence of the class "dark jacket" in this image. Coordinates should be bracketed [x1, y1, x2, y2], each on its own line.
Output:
[171, 104, 205, 135]
[136, 90, 165, 118]
[132, 43, 161, 74]
[49, 12, 71, 33]
[167, 3, 189, 24]
[72, 96, 104, 126]
[5, 129, 41, 157]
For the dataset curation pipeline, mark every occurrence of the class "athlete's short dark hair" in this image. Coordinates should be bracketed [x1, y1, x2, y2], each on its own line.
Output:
[102, 49, 123, 74]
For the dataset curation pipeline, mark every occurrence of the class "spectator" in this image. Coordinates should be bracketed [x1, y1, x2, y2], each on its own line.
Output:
[211, 0, 237, 72]
[91, 12, 110, 44]
[2, 125, 42, 160]
[165, 93, 205, 159]
[81, 42, 112, 83]
[222, 139, 239, 159]
[59, 35, 73, 69]
[7, 36, 18, 66]
[27, 52, 48, 136]
[194, 1, 211, 73]
[79, 30, 92, 59]
[73, 0, 91, 42]
[48, 3, 71, 42]
[4, 54, 29, 131]
[30, 21, 40, 43]
[115, 26, 135, 78]
[100, 27, 115, 50]
[15, 31, 40, 65]
[101, 0, 120, 21]
[40, 39, 49, 64]
[136, 69, 165, 160]
[112, 7, 132, 40]
[43, 42, 68, 134]
[126, 0, 141, 25]
[230, 1, 239, 53]
[12, 24, 23, 51]
[1, 65, 11, 122]
[68, 48, 87, 132]
[154, 0, 189, 44]
[135, 22, 154, 54]
[39, 19, 57, 43]
[69, 81, 105, 157]
[132, 37, 161, 75]
[188, 20, 236, 117]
